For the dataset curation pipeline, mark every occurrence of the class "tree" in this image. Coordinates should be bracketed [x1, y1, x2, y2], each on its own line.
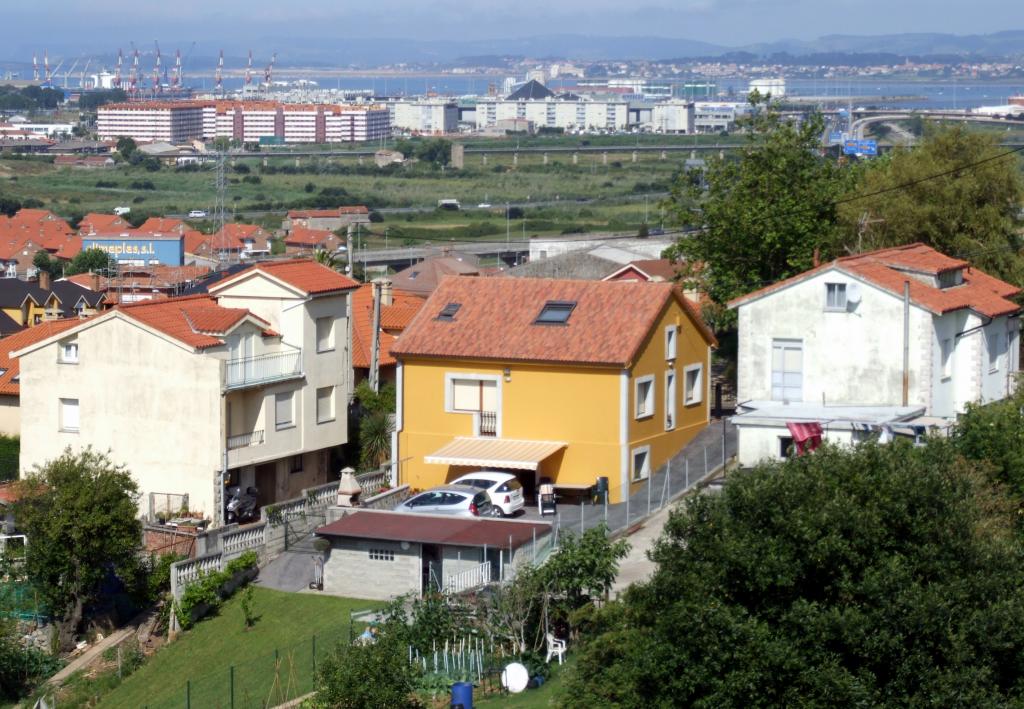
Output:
[354, 381, 395, 470]
[32, 250, 59, 278]
[561, 441, 1024, 707]
[952, 381, 1024, 502]
[314, 632, 420, 709]
[314, 248, 341, 270]
[13, 448, 142, 651]
[544, 524, 629, 608]
[836, 125, 1024, 283]
[664, 93, 854, 308]
[66, 247, 115, 276]
[0, 195, 21, 218]
[116, 136, 137, 160]
[270, 238, 286, 255]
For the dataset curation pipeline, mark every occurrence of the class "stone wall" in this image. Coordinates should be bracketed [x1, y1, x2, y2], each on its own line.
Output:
[322, 537, 421, 600]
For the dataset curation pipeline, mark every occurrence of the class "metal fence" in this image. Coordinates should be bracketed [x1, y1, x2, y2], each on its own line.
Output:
[224, 350, 302, 390]
[148, 492, 190, 523]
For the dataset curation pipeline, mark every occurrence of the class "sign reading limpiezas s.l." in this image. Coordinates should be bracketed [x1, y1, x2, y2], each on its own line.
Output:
[82, 233, 185, 266]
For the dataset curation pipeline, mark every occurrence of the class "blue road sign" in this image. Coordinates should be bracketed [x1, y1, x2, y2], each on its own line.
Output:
[829, 131, 844, 144]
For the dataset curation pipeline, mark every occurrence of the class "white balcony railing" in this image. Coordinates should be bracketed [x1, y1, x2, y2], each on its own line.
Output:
[445, 561, 492, 594]
[227, 429, 265, 451]
[224, 350, 302, 390]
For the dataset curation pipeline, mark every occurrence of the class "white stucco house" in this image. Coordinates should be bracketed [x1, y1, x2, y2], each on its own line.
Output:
[14, 260, 359, 525]
[728, 243, 1021, 466]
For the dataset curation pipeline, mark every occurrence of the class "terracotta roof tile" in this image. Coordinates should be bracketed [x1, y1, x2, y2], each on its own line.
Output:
[729, 243, 1021, 318]
[0, 319, 82, 396]
[183, 230, 211, 254]
[283, 226, 336, 247]
[392, 276, 715, 367]
[604, 259, 682, 282]
[389, 255, 480, 296]
[209, 259, 359, 296]
[351, 284, 426, 369]
[78, 213, 129, 234]
[137, 217, 186, 234]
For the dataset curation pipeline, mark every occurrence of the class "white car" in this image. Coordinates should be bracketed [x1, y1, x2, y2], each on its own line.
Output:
[188, 209, 208, 218]
[450, 472, 525, 517]
[477, 203, 492, 209]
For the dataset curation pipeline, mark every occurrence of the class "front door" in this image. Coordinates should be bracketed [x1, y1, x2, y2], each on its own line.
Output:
[422, 544, 442, 594]
[254, 462, 277, 506]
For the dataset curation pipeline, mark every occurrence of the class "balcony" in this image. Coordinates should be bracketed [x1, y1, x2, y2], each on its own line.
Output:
[224, 350, 302, 390]
[479, 411, 497, 437]
[227, 429, 265, 451]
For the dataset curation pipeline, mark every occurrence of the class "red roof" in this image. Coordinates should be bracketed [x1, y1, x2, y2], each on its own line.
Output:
[0, 319, 82, 396]
[79, 213, 130, 235]
[603, 259, 681, 283]
[210, 259, 359, 297]
[351, 284, 426, 369]
[112, 295, 268, 350]
[183, 230, 211, 254]
[729, 243, 1021, 318]
[316, 510, 552, 549]
[137, 217, 186, 234]
[54, 237, 83, 259]
[283, 226, 336, 247]
[392, 276, 716, 367]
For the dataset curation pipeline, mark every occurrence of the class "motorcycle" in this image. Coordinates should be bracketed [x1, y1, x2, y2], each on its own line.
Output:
[226, 486, 259, 524]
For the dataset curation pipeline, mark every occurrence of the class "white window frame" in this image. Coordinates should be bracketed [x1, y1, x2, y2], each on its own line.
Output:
[275, 391, 295, 430]
[771, 339, 804, 402]
[315, 316, 335, 353]
[631, 445, 651, 481]
[59, 340, 79, 364]
[443, 373, 502, 437]
[59, 397, 80, 433]
[664, 325, 677, 361]
[940, 337, 953, 380]
[825, 282, 847, 311]
[683, 364, 703, 406]
[316, 385, 335, 424]
[665, 370, 677, 430]
[634, 375, 655, 420]
[988, 331, 1005, 373]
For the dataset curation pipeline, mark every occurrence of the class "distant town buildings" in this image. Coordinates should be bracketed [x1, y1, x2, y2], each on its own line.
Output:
[97, 100, 391, 144]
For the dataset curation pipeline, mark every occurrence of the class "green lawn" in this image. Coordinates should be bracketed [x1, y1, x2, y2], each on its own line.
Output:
[96, 588, 377, 709]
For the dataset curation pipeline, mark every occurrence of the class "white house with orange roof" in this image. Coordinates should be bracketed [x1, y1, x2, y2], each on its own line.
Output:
[728, 243, 1021, 466]
[14, 260, 358, 525]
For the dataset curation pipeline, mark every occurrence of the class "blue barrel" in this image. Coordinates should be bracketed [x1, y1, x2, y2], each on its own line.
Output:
[451, 681, 473, 709]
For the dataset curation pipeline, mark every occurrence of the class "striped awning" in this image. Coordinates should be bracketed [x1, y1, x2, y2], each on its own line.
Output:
[425, 437, 567, 471]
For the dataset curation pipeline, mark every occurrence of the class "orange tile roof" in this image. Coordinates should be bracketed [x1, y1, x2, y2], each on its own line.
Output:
[0, 319, 82, 396]
[54, 236, 83, 259]
[79, 213, 129, 234]
[10, 208, 61, 225]
[137, 217, 186, 234]
[351, 284, 426, 369]
[392, 276, 716, 367]
[283, 226, 336, 247]
[183, 230, 211, 254]
[209, 259, 360, 296]
[113, 294, 267, 349]
[729, 243, 1021, 318]
[604, 259, 682, 282]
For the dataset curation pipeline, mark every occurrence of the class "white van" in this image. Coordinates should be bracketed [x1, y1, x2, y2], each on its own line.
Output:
[113, 206, 130, 216]
[188, 209, 208, 218]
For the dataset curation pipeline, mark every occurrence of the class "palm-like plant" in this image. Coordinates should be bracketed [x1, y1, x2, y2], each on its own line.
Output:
[359, 410, 393, 470]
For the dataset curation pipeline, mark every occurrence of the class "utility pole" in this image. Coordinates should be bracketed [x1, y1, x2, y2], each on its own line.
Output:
[346, 225, 354, 278]
[369, 280, 382, 393]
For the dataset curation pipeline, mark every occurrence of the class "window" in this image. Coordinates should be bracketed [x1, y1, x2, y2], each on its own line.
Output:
[316, 386, 335, 423]
[665, 371, 677, 430]
[60, 398, 79, 433]
[369, 548, 395, 561]
[665, 326, 677, 360]
[988, 331, 1006, 373]
[825, 283, 847, 310]
[59, 341, 79, 364]
[940, 337, 953, 379]
[779, 436, 794, 459]
[275, 391, 294, 429]
[631, 446, 651, 481]
[771, 339, 803, 402]
[534, 300, 576, 325]
[450, 378, 497, 413]
[635, 375, 655, 419]
[315, 317, 334, 352]
[684, 365, 703, 405]
[33, 314, 41, 325]
[437, 302, 461, 321]
[289, 454, 303, 474]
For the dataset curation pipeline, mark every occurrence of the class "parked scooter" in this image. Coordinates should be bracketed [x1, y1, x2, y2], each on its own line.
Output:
[226, 486, 259, 524]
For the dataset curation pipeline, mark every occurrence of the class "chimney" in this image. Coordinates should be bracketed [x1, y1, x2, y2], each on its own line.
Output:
[336, 467, 362, 507]
[38, 269, 51, 291]
[90, 270, 100, 292]
[376, 278, 393, 307]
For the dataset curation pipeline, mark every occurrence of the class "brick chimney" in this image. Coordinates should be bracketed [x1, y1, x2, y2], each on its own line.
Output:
[38, 269, 51, 292]
[90, 271, 101, 292]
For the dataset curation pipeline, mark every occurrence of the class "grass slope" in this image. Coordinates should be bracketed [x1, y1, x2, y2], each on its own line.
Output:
[99, 588, 376, 709]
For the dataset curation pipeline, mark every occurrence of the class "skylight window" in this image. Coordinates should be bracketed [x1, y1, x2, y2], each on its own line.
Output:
[408, 271, 420, 280]
[436, 302, 462, 321]
[535, 300, 577, 325]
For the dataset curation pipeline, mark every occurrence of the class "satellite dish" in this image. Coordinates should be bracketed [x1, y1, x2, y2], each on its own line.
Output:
[846, 282, 862, 305]
[501, 662, 530, 694]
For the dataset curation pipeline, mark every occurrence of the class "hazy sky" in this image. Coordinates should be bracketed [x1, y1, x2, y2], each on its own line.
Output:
[2, 0, 1018, 56]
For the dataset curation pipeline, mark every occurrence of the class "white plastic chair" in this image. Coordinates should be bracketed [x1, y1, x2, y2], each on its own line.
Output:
[545, 632, 567, 665]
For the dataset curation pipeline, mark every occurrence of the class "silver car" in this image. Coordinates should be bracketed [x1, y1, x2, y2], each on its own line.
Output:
[394, 485, 496, 518]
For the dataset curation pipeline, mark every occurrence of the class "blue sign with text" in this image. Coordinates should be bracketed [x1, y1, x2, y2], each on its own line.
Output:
[843, 139, 878, 156]
[82, 236, 184, 266]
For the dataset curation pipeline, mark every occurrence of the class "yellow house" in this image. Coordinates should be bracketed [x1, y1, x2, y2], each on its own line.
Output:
[392, 276, 717, 504]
